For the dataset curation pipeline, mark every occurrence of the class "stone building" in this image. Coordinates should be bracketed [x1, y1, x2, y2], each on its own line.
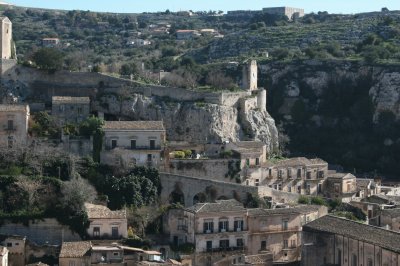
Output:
[213, 253, 273, 266]
[324, 173, 358, 202]
[164, 200, 248, 266]
[376, 208, 400, 232]
[42, 38, 60, 48]
[241, 60, 258, 91]
[51, 96, 90, 125]
[176, 30, 200, 40]
[1, 236, 25, 266]
[226, 141, 267, 169]
[246, 157, 328, 196]
[100, 121, 166, 169]
[0, 17, 12, 59]
[0, 246, 8, 266]
[84, 203, 128, 239]
[0, 104, 29, 148]
[59, 241, 92, 266]
[262, 7, 305, 20]
[356, 178, 381, 199]
[247, 205, 327, 264]
[302, 215, 400, 266]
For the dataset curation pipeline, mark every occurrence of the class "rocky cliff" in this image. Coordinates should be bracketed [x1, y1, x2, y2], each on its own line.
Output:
[263, 60, 400, 176]
[93, 93, 279, 154]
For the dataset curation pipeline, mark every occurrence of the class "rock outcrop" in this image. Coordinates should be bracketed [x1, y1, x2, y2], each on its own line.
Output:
[94, 93, 279, 154]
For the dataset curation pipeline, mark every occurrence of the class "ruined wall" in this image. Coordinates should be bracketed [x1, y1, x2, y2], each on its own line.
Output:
[0, 218, 81, 245]
[160, 173, 257, 207]
[257, 185, 300, 203]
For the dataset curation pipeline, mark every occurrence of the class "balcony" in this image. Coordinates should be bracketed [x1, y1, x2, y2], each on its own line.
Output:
[251, 226, 300, 234]
[3, 126, 16, 132]
[203, 246, 246, 253]
[105, 145, 162, 151]
[200, 228, 246, 235]
[177, 225, 188, 231]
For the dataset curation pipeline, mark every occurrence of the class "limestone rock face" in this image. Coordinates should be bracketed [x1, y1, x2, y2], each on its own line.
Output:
[94, 93, 279, 154]
[369, 71, 400, 121]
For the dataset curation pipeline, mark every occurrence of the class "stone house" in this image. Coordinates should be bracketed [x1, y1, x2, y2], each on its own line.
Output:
[1, 234, 26, 266]
[91, 245, 124, 265]
[262, 7, 305, 20]
[0, 104, 29, 148]
[164, 200, 248, 266]
[247, 205, 327, 264]
[213, 253, 273, 266]
[226, 141, 267, 169]
[302, 215, 400, 266]
[355, 178, 381, 199]
[249, 157, 328, 196]
[376, 208, 400, 232]
[176, 30, 200, 40]
[59, 241, 91, 266]
[122, 246, 163, 265]
[0, 246, 8, 266]
[84, 203, 128, 239]
[51, 96, 90, 125]
[42, 38, 60, 48]
[324, 173, 358, 202]
[100, 121, 166, 169]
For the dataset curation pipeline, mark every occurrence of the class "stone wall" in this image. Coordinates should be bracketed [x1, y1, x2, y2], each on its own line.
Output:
[0, 59, 16, 75]
[160, 172, 257, 207]
[0, 218, 81, 245]
[257, 185, 301, 203]
[166, 159, 241, 183]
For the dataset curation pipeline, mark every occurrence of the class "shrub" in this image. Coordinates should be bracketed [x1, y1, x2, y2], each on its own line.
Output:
[310, 196, 327, 206]
[298, 195, 310, 204]
[173, 151, 185, 159]
[183, 150, 192, 158]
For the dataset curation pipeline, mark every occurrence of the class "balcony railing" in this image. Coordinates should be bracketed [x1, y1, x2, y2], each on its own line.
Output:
[105, 145, 161, 151]
[201, 228, 246, 234]
[4, 126, 16, 132]
[204, 246, 246, 253]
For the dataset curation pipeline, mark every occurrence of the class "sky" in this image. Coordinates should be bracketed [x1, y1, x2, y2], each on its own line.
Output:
[4, 0, 400, 14]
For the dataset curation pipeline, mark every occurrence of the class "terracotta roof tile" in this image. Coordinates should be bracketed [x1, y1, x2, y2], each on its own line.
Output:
[103, 121, 164, 131]
[186, 199, 245, 213]
[303, 215, 400, 253]
[59, 241, 91, 258]
[85, 203, 126, 219]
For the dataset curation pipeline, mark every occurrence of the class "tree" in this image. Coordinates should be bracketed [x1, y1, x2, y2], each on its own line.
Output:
[33, 48, 64, 71]
[120, 62, 139, 76]
[205, 71, 235, 90]
[15, 177, 43, 209]
[61, 176, 97, 213]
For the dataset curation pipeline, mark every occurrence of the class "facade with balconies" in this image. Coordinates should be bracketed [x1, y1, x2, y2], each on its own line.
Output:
[0, 104, 29, 148]
[100, 121, 166, 169]
[247, 205, 327, 264]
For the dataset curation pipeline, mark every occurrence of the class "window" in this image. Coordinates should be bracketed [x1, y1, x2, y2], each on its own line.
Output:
[219, 219, 229, 232]
[15, 243, 19, 246]
[278, 184, 282, 190]
[77, 107, 82, 114]
[283, 240, 288, 249]
[6, 243, 12, 247]
[291, 239, 296, 247]
[246, 158, 250, 166]
[278, 169, 283, 178]
[297, 169, 302, 178]
[367, 258, 373, 266]
[288, 185, 292, 192]
[287, 168, 292, 178]
[203, 220, 214, 233]
[318, 170, 324, 179]
[352, 254, 357, 266]
[234, 219, 244, 231]
[219, 240, 229, 249]
[111, 139, 117, 149]
[261, 241, 266, 250]
[149, 139, 156, 149]
[206, 241, 212, 251]
[306, 171, 312, 179]
[297, 186, 301, 193]
[282, 220, 288, 230]
[130, 139, 136, 149]
[306, 184, 311, 195]
[112, 226, 119, 238]
[337, 249, 342, 266]
[255, 158, 260, 165]
[268, 168, 272, 177]
[255, 179, 259, 187]
[69, 261, 76, 266]
[147, 154, 152, 162]
[237, 238, 244, 247]
[113, 252, 119, 256]
[93, 227, 100, 237]
[7, 120, 13, 130]
[318, 183, 322, 193]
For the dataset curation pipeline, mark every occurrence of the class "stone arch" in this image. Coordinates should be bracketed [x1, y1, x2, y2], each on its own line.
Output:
[169, 182, 185, 205]
[193, 192, 207, 205]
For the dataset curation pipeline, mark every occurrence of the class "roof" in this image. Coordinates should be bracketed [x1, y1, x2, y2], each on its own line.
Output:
[364, 195, 400, 205]
[303, 215, 400, 253]
[327, 173, 355, 179]
[52, 96, 90, 104]
[176, 30, 197, 33]
[186, 199, 245, 213]
[230, 141, 265, 154]
[248, 205, 324, 216]
[84, 203, 126, 219]
[121, 246, 161, 255]
[59, 241, 91, 258]
[92, 246, 122, 251]
[357, 178, 375, 189]
[0, 104, 28, 112]
[43, 38, 60, 41]
[103, 121, 165, 131]
[265, 157, 327, 168]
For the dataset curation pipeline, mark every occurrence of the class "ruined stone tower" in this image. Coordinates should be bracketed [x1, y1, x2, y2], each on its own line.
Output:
[241, 60, 258, 91]
[0, 16, 12, 60]
[257, 88, 267, 112]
